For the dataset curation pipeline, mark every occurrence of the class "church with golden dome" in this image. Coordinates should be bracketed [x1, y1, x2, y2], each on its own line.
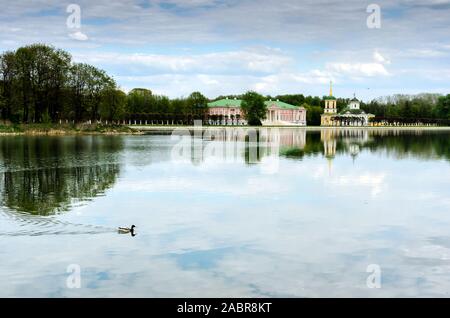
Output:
[320, 82, 374, 126]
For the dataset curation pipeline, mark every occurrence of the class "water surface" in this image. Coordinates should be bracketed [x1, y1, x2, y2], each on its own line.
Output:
[0, 128, 449, 297]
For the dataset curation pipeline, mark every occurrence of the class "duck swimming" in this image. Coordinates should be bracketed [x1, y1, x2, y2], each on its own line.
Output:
[118, 225, 136, 236]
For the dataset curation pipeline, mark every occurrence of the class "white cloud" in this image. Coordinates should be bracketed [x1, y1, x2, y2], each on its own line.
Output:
[373, 51, 391, 64]
[115, 69, 337, 98]
[155, 0, 219, 8]
[311, 164, 387, 198]
[69, 31, 89, 41]
[399, 49, 448, 58]
[252, 71, 332, 92]
[326, 62, 390, 77]
[86, 46, 397, 97]
[73, 47, 293, 75]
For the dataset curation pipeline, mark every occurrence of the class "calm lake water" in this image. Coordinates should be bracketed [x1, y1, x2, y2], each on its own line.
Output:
[0, 128, 449, 297]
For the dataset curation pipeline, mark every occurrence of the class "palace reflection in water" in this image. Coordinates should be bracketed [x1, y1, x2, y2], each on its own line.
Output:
[167, 127, 450, 165]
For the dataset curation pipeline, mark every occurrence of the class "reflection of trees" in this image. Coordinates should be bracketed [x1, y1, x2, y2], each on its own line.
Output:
[0, 136, 123, 215]
[279, 129, 450, 162]
[168, 128, 450, 163]
[280, 131, 322, 159]
[244, 130, 262, 164]
[364, 130, 450, 161]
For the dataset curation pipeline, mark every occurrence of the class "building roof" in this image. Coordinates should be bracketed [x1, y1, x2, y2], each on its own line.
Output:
[339, 108, 365, 115]
[207, 98, 303, 110]
[207, 98, 241, 108]
[265, 100, 301, 110]
[350, 93, 359, 102]
[323, 81, 337, 100]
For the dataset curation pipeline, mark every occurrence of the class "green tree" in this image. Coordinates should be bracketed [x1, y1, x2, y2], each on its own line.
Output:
[303, 103, 323, 126]
[275, 94, 305, 106]
[87, 67, 115, 121]
[156, 95, 170, 116]
[47, 48, 71, 121]
[436, 95, 450, 119]
[68, 63, 91, 122]
[14, 44, 71, 123]
[0, 51, 17, 121]
[68, 63, 115, 122]
[186, 91, 208, 120]
[126, 88, 152, 114]
[100, 89, 127, 121]
[14, 46, 34, 122]
[241, 91, 267, 126]
[170, 98, 188, 123]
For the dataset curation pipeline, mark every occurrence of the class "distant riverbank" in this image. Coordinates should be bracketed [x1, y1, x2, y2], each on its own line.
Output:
[0, 123, 142, 136]
[130, 125, 450, 131]
[1, 124, 449, 136]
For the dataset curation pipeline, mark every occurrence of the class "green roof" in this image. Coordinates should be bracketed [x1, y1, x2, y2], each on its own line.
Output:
[208, 98, 303, 110]
[339, 108, 365, 115]
[265, 100, 301, 110]
[323, 96, 337, 100]
[208, 98, 242, 108]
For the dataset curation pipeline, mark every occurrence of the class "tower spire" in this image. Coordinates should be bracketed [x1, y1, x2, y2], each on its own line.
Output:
[329, 81, 333, 96]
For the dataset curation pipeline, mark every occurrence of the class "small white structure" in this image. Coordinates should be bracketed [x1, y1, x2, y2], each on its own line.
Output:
[348, 95, 360, 110]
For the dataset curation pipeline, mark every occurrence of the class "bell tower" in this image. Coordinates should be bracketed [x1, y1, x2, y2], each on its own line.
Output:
[321, 81, 338, 126]
[324, 81, 337, 114]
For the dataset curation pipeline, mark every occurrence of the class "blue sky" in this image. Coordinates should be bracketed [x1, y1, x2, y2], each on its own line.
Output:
[1, 0, 449, 101]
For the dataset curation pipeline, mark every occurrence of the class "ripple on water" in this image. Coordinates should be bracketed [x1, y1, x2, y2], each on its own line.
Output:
[0, 208, 116, 237]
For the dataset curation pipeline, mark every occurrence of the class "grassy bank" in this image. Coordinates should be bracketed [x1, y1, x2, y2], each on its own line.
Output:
[1, 124, 449, 136]
[0, 123, 141, 136]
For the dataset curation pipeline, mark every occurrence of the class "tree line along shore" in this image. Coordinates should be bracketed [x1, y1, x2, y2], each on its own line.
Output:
[1, 43, 449, 134]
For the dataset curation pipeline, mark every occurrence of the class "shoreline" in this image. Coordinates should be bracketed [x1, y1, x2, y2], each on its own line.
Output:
[0, 124, 143, 136]
[129, 125, 450, 131]
[0, 124, 449, 136]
